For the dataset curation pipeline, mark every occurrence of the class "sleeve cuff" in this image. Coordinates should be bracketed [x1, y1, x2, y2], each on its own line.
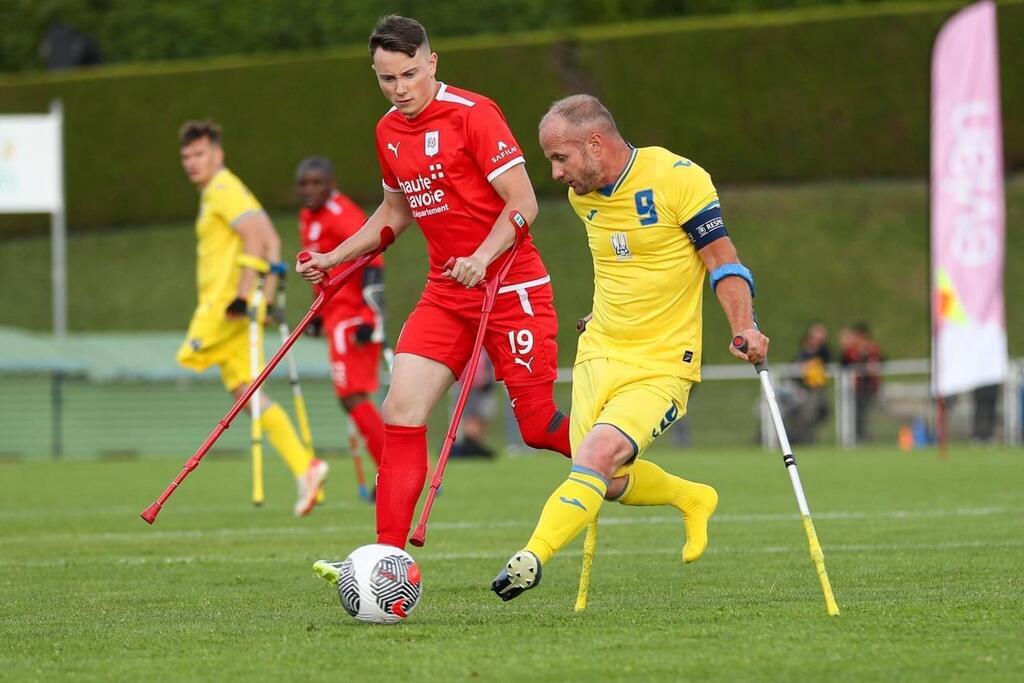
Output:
[486, 156, 525, 183]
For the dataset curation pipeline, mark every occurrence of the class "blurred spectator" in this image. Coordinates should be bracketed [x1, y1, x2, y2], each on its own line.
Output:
[840, 322, 883, 443]
[787, 322, 832, 444]
[971, 383, 1000, 444]
[451, 353, 497, 458]
[39, 23, 103, 70]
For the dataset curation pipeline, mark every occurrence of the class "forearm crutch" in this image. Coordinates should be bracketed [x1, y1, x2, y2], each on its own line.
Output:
[140, 228, 396, 524]
[409, 212, 529, 547]
[734, 335, 840, 616]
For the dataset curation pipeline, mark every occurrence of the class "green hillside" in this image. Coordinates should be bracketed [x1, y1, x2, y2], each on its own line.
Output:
[3, 1, 1023, 230]
[2, 177, 1022, 363]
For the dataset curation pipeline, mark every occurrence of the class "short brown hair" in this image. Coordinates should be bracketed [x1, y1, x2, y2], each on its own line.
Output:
[368, 15, 429, 58]
[179, 120, 222, 148]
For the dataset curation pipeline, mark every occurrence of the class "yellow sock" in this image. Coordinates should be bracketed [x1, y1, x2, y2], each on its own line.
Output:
[261, 403, 312, 477]
[617, 460, 718, 563]
[525, 466, 608, 564]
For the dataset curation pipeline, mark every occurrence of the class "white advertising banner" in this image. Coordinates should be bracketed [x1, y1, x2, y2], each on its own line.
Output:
[0, 113, 63, 213]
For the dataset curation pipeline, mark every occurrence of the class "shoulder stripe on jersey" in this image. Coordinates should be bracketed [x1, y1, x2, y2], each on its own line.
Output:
[327, 199, 342, 215]
[436, 82, 475, 107]
[382, 179, 401, 193]
[486, 156, 525, 183]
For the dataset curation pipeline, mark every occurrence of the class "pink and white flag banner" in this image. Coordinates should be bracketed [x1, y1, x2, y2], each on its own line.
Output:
[931, 0, 1007, 397]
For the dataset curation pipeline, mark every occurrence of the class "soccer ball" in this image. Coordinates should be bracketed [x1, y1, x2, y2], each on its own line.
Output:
[337, 544, 422, 624]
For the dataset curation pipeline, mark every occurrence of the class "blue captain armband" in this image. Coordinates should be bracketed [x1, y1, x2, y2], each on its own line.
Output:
[681, 204, 728, 249]
[710, 263, 755, 297]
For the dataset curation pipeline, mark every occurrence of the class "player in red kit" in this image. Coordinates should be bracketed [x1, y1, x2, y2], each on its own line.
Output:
[299, 15, 570, 562]
[296, 156, 386, 476]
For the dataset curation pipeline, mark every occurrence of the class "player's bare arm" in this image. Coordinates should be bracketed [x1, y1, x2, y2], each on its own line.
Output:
[444, 164, 538, 287]
[697, 236, 768, 363]
[234, 211, 279, 310]
[297, 191, 412, 283]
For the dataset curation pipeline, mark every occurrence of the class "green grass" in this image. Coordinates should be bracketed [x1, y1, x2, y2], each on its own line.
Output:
[3, 176, 1024, 364]
[1, 447, 1021, 681]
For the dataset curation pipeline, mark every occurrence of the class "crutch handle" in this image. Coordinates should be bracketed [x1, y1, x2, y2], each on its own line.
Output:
[732, 335, 768, 373]
[296, 252, 328, 292]
[298, 227, 396, 291]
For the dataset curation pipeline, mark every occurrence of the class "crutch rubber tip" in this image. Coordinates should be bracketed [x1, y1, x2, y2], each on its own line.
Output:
[140, 503, 161, 524]
[408, 529, 426, 547]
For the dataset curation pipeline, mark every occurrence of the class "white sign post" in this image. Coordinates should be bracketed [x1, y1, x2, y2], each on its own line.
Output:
[0, 100, 67, 336]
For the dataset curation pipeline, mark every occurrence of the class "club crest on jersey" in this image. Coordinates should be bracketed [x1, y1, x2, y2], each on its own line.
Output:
[425, 130, 439, 157]
[611, 232, 632, 260]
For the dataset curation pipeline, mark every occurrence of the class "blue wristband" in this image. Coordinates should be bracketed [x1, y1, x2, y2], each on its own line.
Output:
[710, 263, 755, 297]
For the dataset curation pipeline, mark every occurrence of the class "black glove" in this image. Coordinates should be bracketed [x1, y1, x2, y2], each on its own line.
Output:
[306, 315, 323, 338]
[267, 302, 286, 326]
[226, 297, 248, 318]
[354, 323, 375, 345]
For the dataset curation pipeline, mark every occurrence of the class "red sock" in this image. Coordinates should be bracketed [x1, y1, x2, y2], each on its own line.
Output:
[508, 383, 571, 458]
[376, 423, 428, 548]
[349, 400, 385, 467]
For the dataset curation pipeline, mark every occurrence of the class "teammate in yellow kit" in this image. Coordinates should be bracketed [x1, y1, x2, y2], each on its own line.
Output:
[492, 95, 770, 600]
[175, 120, 328, 516]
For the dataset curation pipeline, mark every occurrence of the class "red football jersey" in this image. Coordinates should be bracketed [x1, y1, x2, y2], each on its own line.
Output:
[298, 191, 382, 320]
[374, 83, 549, 288]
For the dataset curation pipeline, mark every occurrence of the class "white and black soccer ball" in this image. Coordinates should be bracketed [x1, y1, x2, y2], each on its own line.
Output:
[337, 544, 422, 624]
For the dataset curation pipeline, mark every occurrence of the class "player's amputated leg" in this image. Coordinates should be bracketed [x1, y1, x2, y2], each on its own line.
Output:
[507, 382, 571, 458]
[613, 459, 718, 563]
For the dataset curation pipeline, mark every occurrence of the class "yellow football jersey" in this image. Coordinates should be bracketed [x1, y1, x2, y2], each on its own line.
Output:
[570, 146, 720, 381]
[194, 168, 263, 309]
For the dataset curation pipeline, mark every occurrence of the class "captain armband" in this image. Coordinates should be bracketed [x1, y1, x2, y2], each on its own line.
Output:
[710, 263, 756, 297]
[681, 204, 728, 250]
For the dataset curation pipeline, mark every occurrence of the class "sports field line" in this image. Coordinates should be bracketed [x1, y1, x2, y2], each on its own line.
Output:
[2, 538, 1022, 568]
[0, 506, 1015, 545]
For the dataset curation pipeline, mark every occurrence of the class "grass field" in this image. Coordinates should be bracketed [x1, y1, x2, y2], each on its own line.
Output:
[1, 446, 1021, 681]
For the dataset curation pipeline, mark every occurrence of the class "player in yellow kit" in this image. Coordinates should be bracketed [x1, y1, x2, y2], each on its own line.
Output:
[175, 120, 328, 516]
[492, 95, 770, 601]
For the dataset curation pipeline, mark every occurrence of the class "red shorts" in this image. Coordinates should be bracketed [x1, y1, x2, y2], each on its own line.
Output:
[325, 313, 382, 398]
[395, 278, 558, 387]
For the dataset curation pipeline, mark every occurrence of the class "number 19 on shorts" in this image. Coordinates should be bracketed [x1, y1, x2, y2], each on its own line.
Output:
[507, 329, 534, 355]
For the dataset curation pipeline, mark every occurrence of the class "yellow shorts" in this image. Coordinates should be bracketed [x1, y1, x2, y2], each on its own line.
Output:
[570, 358, 692, 476]
[176, 310, 252, 391]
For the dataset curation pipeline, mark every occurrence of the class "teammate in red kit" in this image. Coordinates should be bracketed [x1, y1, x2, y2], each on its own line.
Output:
[296, 156, 387, 473]
[299, 15, 570, 557]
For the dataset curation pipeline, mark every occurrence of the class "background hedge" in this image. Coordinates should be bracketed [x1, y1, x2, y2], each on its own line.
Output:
[1, 0, 894, 73]
[0, 2, 1021, 232]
